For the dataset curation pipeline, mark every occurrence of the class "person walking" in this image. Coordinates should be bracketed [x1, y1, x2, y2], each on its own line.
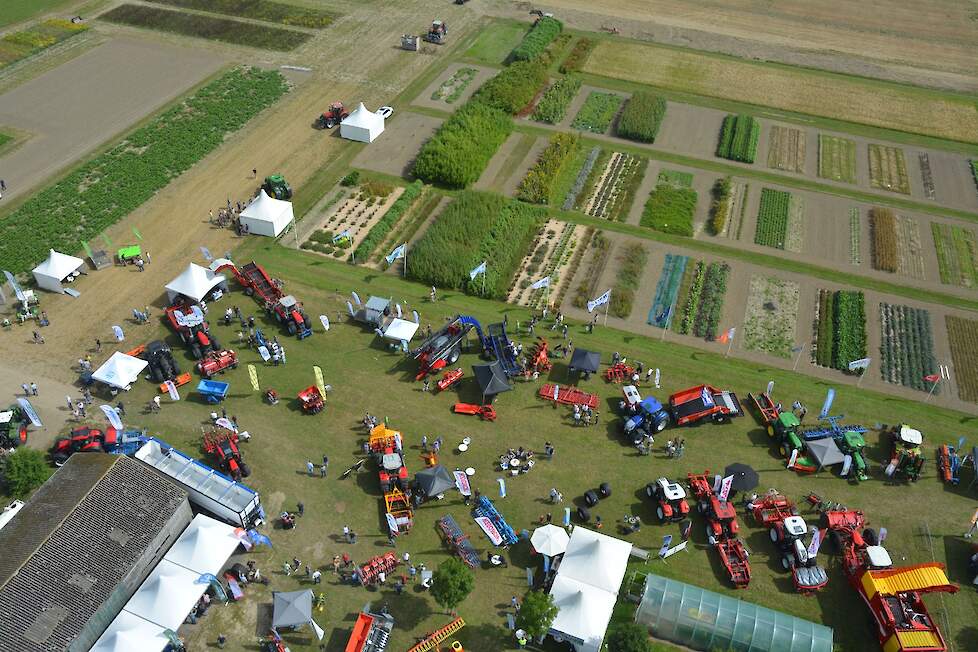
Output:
[32, 330, 43, 344]
[312, 569, 321, 584]
[332, 555, 341, 573]
[217, 634, 226, 649]
[343, 525, 351, 542]
[511, 595, 520, 610]
[65, 395, 73, 411]
[83, 388, 93, 404]
[21, 383, 29, 397]
[116, 401, 125, 416]
[95, 338, 102, 353]
[292, 557, 301, 572]
[283, 561, 292, 576]
[421, 435, 428, 451]
[320, 463, 327, 478]
[422, 379, 430, 392]
[152, 395, 161, 412]
[252, 168, 257, 179]
[76, 401, 86, 418]
[297, 501, 305, 517]
[306, 460, 315, 476]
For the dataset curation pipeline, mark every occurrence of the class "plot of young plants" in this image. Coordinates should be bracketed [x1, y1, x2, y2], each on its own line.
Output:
[812, 289, 867, 372]
[657, 169, 693, 188]
[766, 126, 805, 173]
[641, 179, 698, 236]
[431, 67, 478, 104]
[532, 75, 582, 124]
[879, 303, 938, 391]
[671, 259, 731, 340]
[303, 181, 406, 259]
[573, 150, 646, 221]
[610, 243, 648, 318]
[508, 220, 586, 309]
[754, 188, 804, 252]
[817, 134, 856, 184]
[571, 91, 623, 133]
[932, 222, 978, 288]
[868, 144, 911, 194]
[743, 275, 800, 358]
[869, 208, 924, 279]
[648, 254, 688, 328]
[946, 315, 978, 402]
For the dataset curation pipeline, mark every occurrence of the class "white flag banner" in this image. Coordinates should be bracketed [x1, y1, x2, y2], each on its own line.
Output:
[807, 527, 822, 557]
[319, 315, 330, 331]
[164, 380, 180, 401]
[215, 417, 237, 432]
[587, 289, 611, 313]
[848, 357, 871, 371]
[16, 398, 42, 427]
[718, 474, 734, 502]
[200, 246, 213, 261]
[787, 448, 799, 469]
[101, 404, 124, 430]
[258, 345, 271, 362]
[530, 276, 550, 290]
[351, 291, 361, 306]
[469, 261, 487, 280]
[385, 243, 407, 265]
[112, 325, 124, 341]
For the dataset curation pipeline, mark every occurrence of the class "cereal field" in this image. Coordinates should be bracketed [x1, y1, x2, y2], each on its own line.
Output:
[743, 275, 800, 358]
[932, 223, 978, 288]
[946, 315, 978, 403]
[869, 208, 924, 279]
[868, 144, 911, 194]
[817, 135, 857, 184]
[754, 188, 804, 252]
[766, 126, 806, 173]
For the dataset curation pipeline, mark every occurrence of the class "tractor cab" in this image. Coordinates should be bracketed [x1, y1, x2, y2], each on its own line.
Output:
[624, 396, 669, 440]
[840, 430, 869, 480]
[658, 478, 686, 502]
[896, 425, 923, 450]
[774, 411, 800, 437]
[864, 545, 893, 570]
[782, 516, 808, 540]
[621, 385, 642, 410]
[261, 174, 293, 200]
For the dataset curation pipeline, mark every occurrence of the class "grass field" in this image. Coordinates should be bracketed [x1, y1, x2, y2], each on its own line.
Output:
[100, 239, 978, 652]
[462, 20, 527, 65]
[818, 134, 857, 184]
[0, 0, 72, 29]
[582, 39, 978, 144]
[99, 4, 312, 51]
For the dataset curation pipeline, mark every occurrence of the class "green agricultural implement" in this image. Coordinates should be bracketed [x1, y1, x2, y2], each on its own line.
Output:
[261, 174, 292, 200]
[837, 431, 869, 482]
[748, 393, 818, 473]
[884, 424, 926, 482]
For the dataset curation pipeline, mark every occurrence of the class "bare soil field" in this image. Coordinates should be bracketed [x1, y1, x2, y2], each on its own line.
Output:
[580, 39, 978, 143]
[492, 0, 978, 92]
[0, 37, 226, 202]
[411, 62, 496, 113]
[351, 111, 443, 178]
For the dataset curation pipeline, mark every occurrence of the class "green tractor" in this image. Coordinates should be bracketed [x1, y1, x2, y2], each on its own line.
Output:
[261, 174, 293, 200]
[885, 424, 925, 482]
[750, 394, 818, 473]
[837, 430, 869, 481]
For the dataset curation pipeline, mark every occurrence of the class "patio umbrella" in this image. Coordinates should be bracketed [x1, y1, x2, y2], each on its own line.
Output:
[807, 438, 846, 468]
[723, 463, 759, 491]
[531, 524, 570, 557]
[414, 465, 456, 496]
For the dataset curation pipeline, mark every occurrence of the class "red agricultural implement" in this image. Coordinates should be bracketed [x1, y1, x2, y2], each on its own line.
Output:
[750, 492, 828, 593]
[358, 552, 398, 585]
[670, 384, 742, 426]
[197, 349, 238, 379]
[539, 383, 599, 409]
[687, 472, 750, 588]
[453, 403, 497, 421]
[297, 385, 324, 414]
[604, 362, 635, 384]
[437, 368, 464, 392]
[526, 338, 552, 375]
[216, 261, 313, 338]
[165, 301, 220, 360]
[203, 430, 249, 480]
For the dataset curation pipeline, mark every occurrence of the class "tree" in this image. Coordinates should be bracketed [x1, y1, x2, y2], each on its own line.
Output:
[430, 558, 474, 615]
[2, 448, 51, 498]
[515, 590, 558, 640]
[606, 622, 652, 652]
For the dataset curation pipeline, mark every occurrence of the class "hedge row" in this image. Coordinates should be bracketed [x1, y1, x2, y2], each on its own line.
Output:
[412, 102, 513, 188]
[511, 16, 562, 62]
[474, 58, 550, 115]
[532, 75, 581, 124]
[708, 176, 732, 235]
[407, 191, 545, 299]
[616, 91, 667, 143]
[353, 180, 423, 261]
[517, 133, 579, 204]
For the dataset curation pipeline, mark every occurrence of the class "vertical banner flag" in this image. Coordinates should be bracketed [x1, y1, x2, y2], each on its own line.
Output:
[563, 507, 571, 526]
[16, 398, 42, 427]
[80, 241, 93, 258]
[713, 474, 722, 493]
[587, 289, 611, 313]
[658, 535, 673, 559]
[654, 368, 660, 388]
[385, 243, 406, 265]
[101, 404, 123, 430]
[112, 325, 124, 341]
[878, 527, 888, 543]
[848, 357, 871, 372]
[680, 520, 692, 541]
[200, 246, 213, 261]
[132, 226, 142, 240]
[469, 261, 487, 280]
[385, 512, 399, 534]
[807, 528, 822, 557]
[351, 291, 361, 306]
[497, 477, 506, 498]
[766, 380, 775, 396]
[313, 366, 326, 399]
[530, 276, 550, 290]
[319, 315, 330, 332]
[718, 475, 734, 502]
[248, 364, 260, 391]
[718, 327, 736, 344]
[924, 373, 940, 383]
[453, 471, 472, 496]
[3, 270, 26, 303]
[787, 448, 799, 469]
[819, 388, 836, 419]
[164, 380, 180, 401]
[258, 346, 271, 362]
[553, 384, 560, 401]
[346, 301, 355, 317]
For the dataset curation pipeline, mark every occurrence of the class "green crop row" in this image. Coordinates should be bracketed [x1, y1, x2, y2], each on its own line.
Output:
[99, 4, 311, 51]
[353, 180, 424, 262]
[708, 176, 732, 235]
[0, 19, 88, 68]
[146, 0, 335, 28]
[616, 91, 667, 144]
[675, 261, 705, 336]
[694, 262, 730, 340]
[0, 67, 289, 274]
[571, 91, 623, 134]
[610, 242, 648, 318]
[754, 188, 791, 249]
[716, 114, 760, 163]
[413, 102, 513, 188]
[532, 75, 582, 124]
[560, 37, 595, 74]
[641, 184, 697, 236]
[657, 169, 693, 188]
[511, 16, 562, 62]
[474, 58, 550, 115]
[833, 290, 867, 371]
[932, 222, 978, 288]
[407, 191, 545, 299]
[879, 302, 937, 392]
[648, 254, 688, 327]
[517, 133, 580, 204]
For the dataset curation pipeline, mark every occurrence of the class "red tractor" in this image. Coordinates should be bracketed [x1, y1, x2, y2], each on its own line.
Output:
[197, 349, 239, 378]
[687, 472, 751, 588]
[51, 426, 106, 466]
[297, 386, 325, 414]
[316, 101, 348, 129]
[203, 431, 250, 480]
[750, 492, 828, 593]
[645, 477, 690, 523]
[165, 301, 220, 360]
[215, 261, 313, 338]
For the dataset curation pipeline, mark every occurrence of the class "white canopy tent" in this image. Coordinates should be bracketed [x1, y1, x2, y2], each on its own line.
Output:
[91, 352, 148, 390]
[165, 263, 227, 303]
[32, 249, 85, 292]
[163, 514, 241, 576]
[556, 526, 632, 594]
[340, 103, 385, 143]
[89, 611, 171, 652]
[239, 189, 295, 237]
[549, 575, 618, 652]
[122, 559, 204, 632]
[380, 318, 419, 343]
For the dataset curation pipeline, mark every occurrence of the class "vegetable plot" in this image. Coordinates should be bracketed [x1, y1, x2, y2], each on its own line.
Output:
[532, 75, 582, 124]
[671, 259, 730, 340]
[353, 181, 424, 261]
[812, 290, 867, 372]
[431, 67, 478, 104]
[753, 189, 803, 252]
[766, 126, 805, 173]
[716, 114, 760, 163]
[616, 91, 667, 144]
[931, 222, 978, 288]
[560, 37, 595, 74]
[641, 183, 697, 236]
[146, 0, 335, 27]
[946, 316, 978, 402]
[0, 67, 289, 274]
[817, 134, 856, 184]
[610, 243, 648, 318]
[869, 208, 924, 279]
[743, 276, 800, 358]
[879, 303, 938, 391]
[517, 133, 580, 204]
[648, 254, 688, 328]
[571, 91, 623, 134]
[0, 19, 88, 69]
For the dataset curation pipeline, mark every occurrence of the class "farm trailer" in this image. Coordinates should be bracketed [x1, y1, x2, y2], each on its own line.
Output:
[216, 260, 313, 338]
[411, 314, 519, 380]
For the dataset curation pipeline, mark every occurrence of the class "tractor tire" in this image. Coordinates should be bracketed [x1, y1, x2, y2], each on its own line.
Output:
[209, 335, 220, 351]
[288, 321, 297, 336]
[829, 530, 843, 552]
[150, 365, 163, 384]
[770, 527, 782, 543]
[447, 346, 461, 365]
[656, 506, 665, 522]
[160, 357, 173, 380]
[598, 482, 611, 498]
[645, 483, 656, 498]
[863, 528, 879, 546]
[52, 454, 69, 467]
[576, 506, 590, 522]
[275, 311, 283, 323]
[697, 501, 706, 514]
[244, 287, 254, 296]
[767, 425, 775, 438]
[240, 462, 251, 478]
[654, 416, 668, 432]
[191, 343, 202, 360]
[584, 490, 598, 507]
[781, 556, 792, 571]
[779, 445, 788, 457]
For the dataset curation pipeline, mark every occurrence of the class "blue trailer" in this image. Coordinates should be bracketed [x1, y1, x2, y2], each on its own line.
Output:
[198, 379, 230, 403]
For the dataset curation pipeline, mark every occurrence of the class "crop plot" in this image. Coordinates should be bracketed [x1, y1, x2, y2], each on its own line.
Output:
[919, 153, 936, 200]
[610, 243, 648, 318]
[302, 181, 405, 258]
[849, 208, 861, 265]
[571, 230, 610, 309]
[0, 19, 88, 69]
[671, 259, 731, 340]
[648, 254, 689, 328]
[509, 220, 587, 308]
[754, 188, 804, 252]
[575, 151, 646, 221]
[879, 303, 938, 391]
[932, 223, 978, 288]
[946, 316, 978, 402]
[869, 208, 924, 278]
[532, 75, 581, 124]
[657, 169, 693, 188]
[868, 144, 911, 194]
[641, 180, 697, 236]
[743, 275, 800, 358]
[812, 289, 867, 372]
[146, 0, 335, 27]
[817, 135, 856, 184]
[571, 91, 623, 133]
[716, 114, 760, 163]
[766, 126, 805, 173]
[971, 160, 978, 196]
[430, 67, 478, 104]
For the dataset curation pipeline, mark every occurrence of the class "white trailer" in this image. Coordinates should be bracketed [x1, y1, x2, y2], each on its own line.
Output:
[135, 438, 263, 528]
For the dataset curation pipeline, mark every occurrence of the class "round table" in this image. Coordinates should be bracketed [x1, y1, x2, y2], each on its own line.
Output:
[465, 467, 475, 476]
[458, 443, 468, 453]
[509, 458, 521, 467]
[462, 437, 472, 446]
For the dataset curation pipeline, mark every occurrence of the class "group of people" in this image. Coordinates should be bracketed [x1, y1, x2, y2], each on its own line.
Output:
[209, 197, 253, 235]
[571, 402, 598, 426]
[499, 446, 535, 473]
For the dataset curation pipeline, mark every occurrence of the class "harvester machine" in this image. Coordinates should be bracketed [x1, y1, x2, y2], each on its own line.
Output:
[423, 20, 448, 44]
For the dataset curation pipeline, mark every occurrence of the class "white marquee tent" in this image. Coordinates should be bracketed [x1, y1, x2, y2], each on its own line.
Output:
[89, 611, 171, 652]
[239, 190, 295, 237]
[91, 352, 148, 390]
[340, 103, 385, 143]
[556, 526, 632, 593]
[165, 263, 227, 303]
[549, 575, 619, 652]
[32, 249, 85, 293]
[163, 514, 240, 576]
[122, 559, 204, 632]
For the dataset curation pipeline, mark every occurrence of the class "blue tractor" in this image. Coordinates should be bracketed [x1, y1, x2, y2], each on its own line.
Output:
[620, 386, 670, 444]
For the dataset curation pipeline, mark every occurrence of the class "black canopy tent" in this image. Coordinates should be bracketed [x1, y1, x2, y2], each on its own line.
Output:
[568, 348, 601, 380]
[473, 361, 512, 401]
[414, 464, 456, 497]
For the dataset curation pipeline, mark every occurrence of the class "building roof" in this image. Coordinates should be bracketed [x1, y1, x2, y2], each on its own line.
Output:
[0, 454, 188, 652]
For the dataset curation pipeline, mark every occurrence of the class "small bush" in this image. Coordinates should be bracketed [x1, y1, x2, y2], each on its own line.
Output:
[510, 16, 562, 62]
[616, 91, 667, 143]
[340, 171, 360, 186]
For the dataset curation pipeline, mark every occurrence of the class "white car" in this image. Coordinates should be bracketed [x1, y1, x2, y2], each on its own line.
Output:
[376, 106, 394, 119]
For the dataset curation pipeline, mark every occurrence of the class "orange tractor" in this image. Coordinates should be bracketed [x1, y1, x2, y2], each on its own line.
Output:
[316, 101, 348, 129]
